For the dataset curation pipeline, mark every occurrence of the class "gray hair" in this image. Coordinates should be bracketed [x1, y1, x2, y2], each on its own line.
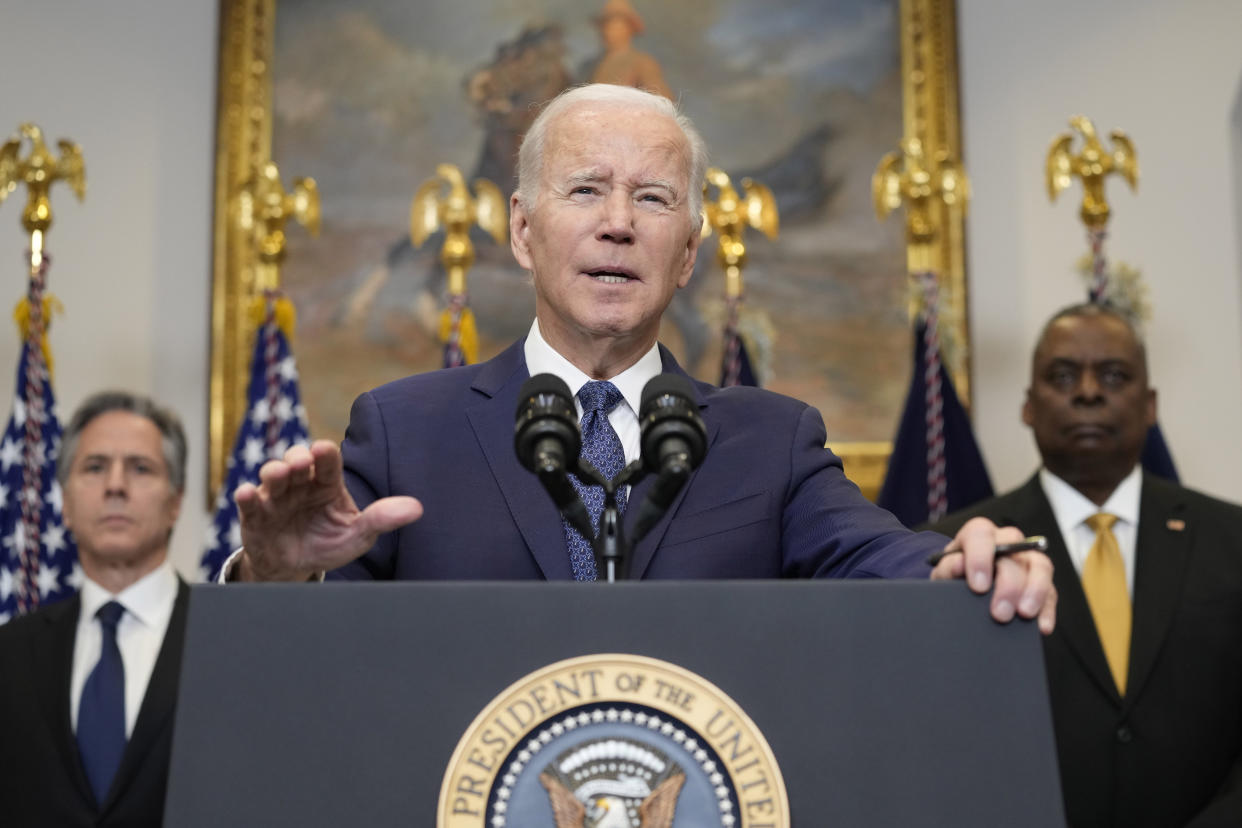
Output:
[57, 390, 188, 492]
[515, 83, 709, 228]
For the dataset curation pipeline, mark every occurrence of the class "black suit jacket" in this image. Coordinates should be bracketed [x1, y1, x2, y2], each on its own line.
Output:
[931, 474, 1242, 828]
[0, 579, 189, 827]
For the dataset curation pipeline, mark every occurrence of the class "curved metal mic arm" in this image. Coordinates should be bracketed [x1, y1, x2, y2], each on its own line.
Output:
[573, 458, 647, 583]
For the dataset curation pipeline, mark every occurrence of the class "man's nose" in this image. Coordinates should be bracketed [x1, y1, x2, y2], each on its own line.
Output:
[105, 462, 127, 495]
[596, 192, 635, 244]
[1074, 371, 1104, 404]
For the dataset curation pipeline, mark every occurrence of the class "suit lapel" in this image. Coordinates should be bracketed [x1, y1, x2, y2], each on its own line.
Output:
[466, 341, 572, 580]
[101, 579, 190, 814]
[1008, 476, 1122, 702]
[32, 596, 96, 808]
[628, 347, 720, 580]
[1123, 475, 1192, 709]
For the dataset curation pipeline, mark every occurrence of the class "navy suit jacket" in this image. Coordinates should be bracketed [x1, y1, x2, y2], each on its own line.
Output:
[331, 340, 943, 581]
[931, 474, 1242, 828]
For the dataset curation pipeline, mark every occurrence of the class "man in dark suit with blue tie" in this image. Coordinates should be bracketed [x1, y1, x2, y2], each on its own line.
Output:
[0, 391, 188, 827]
[930, 303, 1242, 827]
[227, 83, 1055, 631]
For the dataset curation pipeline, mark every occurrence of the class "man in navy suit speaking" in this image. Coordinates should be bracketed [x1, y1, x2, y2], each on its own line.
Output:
[226, 83, 1054, 631]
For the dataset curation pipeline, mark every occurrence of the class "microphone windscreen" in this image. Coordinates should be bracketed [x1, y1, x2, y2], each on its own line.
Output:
[516, 373, 574, 418]
[639, 373, 696, 415]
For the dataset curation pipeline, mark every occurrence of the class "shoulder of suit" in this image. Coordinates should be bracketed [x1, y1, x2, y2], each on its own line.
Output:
[358, 361, 494, 411]
[0, 594, 80, 645]
[698, 382, 809, 418]
[1144, 473, 1242, 524]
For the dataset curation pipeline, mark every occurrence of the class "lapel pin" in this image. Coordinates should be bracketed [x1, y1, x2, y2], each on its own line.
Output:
[1166, 518, 1186, 532]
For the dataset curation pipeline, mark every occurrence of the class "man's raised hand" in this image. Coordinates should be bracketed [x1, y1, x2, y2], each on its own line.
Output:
[232, 440, 423, 581]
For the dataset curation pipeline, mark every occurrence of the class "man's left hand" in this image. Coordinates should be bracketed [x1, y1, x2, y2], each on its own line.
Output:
[930, 516, 1057, 635]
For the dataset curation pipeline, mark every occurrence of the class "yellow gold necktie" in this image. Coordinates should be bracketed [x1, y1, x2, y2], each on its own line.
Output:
[1082, 513, 1130, 694]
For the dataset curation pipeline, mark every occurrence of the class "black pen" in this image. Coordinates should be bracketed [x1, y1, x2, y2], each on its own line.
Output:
[925, 535, 1048, 567]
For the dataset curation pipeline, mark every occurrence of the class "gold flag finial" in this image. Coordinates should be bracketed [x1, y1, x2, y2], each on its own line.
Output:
[410, 163, 507, 367]
[0, 123, 86, 267]
[409, 163, 507, 297]
[1046, 115, 1138, 230]
[0, 123, 84, 375]
[234, 160, 320, 294]
[872, 137, 969, 275]
[701, 168, 778, 300]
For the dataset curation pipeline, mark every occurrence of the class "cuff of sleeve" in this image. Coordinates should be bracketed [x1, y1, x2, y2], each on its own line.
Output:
[219, 548, 325, 583]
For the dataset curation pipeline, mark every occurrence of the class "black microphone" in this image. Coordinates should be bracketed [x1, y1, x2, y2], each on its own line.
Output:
[631, 374, 707, 543]
[514, 374, 594, 539]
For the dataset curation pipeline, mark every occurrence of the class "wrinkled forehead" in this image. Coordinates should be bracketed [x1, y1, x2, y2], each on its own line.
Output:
[543, 102, 691, 181]
[74, 411, 167, 463]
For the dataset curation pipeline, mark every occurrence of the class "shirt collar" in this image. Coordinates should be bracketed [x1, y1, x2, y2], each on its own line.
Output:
[523, 319, 663, 415]
[79, 560, 178, 629]
[1039, 464, 1143, 530]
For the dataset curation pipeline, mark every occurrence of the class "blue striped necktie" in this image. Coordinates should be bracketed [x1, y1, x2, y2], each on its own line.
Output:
[563, 381, 628, 580]
[77, 600, 127, 805]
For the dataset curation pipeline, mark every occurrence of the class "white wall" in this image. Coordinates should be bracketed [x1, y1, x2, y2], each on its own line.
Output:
[0, 0, 217, 577]
[1, 0, 1240, 589]
[959, 0, 1242, 502]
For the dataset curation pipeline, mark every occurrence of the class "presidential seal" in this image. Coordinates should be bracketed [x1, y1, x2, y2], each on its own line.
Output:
[438, 654, 788, 828]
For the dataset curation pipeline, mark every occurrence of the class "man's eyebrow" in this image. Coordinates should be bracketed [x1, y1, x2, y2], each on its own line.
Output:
[78, 451, 162, 465]
[565, 169, 608, 187]
[638, 178, 678, 193]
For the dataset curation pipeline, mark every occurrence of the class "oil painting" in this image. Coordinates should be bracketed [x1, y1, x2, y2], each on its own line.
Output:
[265, 0, 912, 446]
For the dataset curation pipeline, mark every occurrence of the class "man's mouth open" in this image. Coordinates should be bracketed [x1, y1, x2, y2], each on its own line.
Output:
[585, 268, 636, 284]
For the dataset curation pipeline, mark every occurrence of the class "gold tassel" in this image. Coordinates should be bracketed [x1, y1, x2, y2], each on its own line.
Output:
[248, 295, 297, 342]
[13, 295, 63, 378]
[438, 305, 478, 365]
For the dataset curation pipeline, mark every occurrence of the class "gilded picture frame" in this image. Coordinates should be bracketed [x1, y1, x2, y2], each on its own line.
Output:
[209, 0, 968, 502]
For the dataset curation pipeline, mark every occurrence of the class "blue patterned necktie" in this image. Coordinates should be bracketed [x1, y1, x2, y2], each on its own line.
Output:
[77, 600, 127, 806]
[563, 381, 629, 581]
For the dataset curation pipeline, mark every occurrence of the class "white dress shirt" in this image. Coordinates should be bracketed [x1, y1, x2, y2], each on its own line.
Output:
[71, 561, 179, 738]
[523, 319, 664, 467]
[1039, 465, 1142, 597]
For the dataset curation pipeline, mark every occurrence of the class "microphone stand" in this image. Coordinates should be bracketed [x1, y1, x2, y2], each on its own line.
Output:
[573, 459, 647, 583]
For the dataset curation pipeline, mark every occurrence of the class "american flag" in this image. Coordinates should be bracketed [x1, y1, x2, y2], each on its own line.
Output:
[0, 336, 79, 624]
[200, 296, 309, 581]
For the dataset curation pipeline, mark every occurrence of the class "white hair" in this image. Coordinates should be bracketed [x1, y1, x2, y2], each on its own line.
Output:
[515, 83, 709, 227]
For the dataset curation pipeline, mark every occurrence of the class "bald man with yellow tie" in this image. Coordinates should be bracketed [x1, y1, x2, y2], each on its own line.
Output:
[931, 302, 1242, 828]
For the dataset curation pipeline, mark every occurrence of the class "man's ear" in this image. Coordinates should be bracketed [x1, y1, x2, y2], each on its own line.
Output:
[1145, 388, 1158, 428]
[510, 193, 534, 271]
[676, 220, 702, 289]
[1021, 390, 1034, 428]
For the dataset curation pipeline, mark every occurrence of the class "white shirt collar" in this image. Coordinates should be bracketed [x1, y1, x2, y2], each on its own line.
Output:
[523, 319, 663, 415]
[1039, 464, 1143, 531]
[78, 559, 178, 629]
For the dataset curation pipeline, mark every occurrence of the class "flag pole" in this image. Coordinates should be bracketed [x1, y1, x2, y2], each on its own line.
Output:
[701, 168, 778, 387]
[409, 163, 507, 368]
[200, 160, 317, 581]
[873, 137, 986, 524]
[1045, 115, 1139, 302]
[0, 123, 84, 619]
